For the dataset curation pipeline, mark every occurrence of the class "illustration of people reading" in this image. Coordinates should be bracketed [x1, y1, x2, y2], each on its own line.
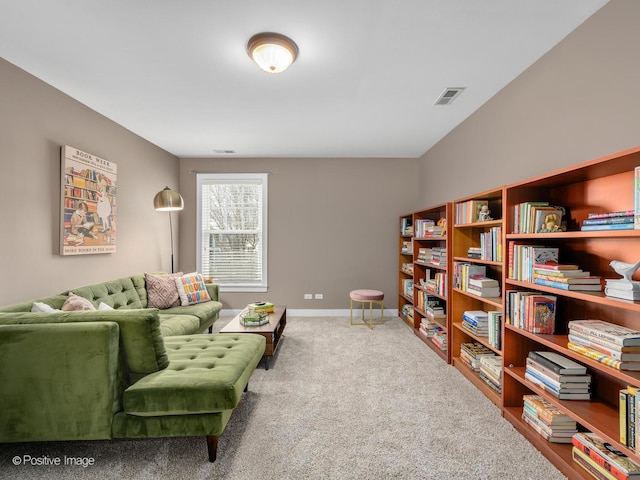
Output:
[67, 202, 95, 245]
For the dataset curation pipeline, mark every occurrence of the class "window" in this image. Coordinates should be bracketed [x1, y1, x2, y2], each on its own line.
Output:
[197, 173, 268, 292]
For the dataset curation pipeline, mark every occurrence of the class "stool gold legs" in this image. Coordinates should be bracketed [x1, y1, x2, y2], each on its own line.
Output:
[349, 298, 384, 329]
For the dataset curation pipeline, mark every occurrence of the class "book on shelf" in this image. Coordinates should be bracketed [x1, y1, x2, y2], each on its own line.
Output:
[572, 446, 618, 480]
[628, 386, 638, 451]
[401, 240, 412, 254]
[523, 395, 576, 427]
[525, 369, 590, 399]
[588, 210, 635, 219]
[567, 320, 640, 347]
[487, 311, 502, 350]
[533, 273, 602, 284]
[568, 332, 640, 361]
[582, 215, 635, 226]
[522, 410, 575, 443]
[505, 291, 556, 334]
[532, 267, 592, 278]
[605, 287, 640, 301]
[525, 363, 591, 390]
[533, 277, 603, 291]
[581, 223, 635, 231]
[527, 351, 587, 375]
[453, 262, 486, 292]
[533, 260, 580, 271]
[479, 356, 502, 392]
[460, 342, 495, 372]
[466, 284, 500, 298]
[573, 432, 640, 480]
[525, 357, 591, 384]
[568, 342, 640, 371]
[606, 279, 640, 291]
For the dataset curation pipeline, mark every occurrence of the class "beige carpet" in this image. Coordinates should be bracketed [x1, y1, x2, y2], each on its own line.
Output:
[0, 316, 566, 479]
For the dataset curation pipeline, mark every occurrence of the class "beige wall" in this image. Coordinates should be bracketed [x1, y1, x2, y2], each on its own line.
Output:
[418, 0, 640, 205]
[0, 58, 180, 304]
[178, 157, 419, 310]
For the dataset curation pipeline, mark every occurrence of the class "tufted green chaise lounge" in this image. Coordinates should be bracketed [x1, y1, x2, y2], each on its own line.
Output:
[0, 274, 266, 461]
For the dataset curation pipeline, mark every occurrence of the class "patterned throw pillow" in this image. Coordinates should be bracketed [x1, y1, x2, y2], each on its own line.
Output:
[175, 272, 211, 306]
[62, 293, 96, 311]
[145, 272, 183, 309]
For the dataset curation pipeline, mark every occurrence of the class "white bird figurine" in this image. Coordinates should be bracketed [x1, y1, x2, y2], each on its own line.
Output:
[610, 260, 640, 282]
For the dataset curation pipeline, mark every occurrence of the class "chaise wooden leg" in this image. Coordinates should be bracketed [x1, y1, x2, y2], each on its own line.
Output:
[206, 435, 219, 462]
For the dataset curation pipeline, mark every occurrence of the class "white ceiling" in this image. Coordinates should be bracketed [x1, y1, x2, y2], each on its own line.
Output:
[0, 0, 608, 158]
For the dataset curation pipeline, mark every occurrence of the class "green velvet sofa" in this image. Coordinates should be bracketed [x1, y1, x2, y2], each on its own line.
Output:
[0, 274, 267, 461]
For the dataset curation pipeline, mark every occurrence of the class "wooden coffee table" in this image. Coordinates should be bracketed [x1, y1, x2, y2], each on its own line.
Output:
[220, 306, 286, 370]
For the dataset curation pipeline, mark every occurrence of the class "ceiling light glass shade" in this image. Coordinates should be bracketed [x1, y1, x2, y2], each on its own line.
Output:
[247, 32, 298, 74]
[153, 187, 184, 211]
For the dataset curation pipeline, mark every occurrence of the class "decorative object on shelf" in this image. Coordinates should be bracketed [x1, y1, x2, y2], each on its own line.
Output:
[247, 32, 298, 74]
[609, 260, 640, 283]
[477, 205, 492, 222]
[538, 212, 562, 232]
[437, 217, 447, 235]
[239, 306, 270, 327]
[154, 186, 184, 273]
[60, 145, 117, 255]
[606, 259, 640, 300]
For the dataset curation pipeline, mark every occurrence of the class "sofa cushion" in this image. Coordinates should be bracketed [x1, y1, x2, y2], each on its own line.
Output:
[157, 313, 201, 337]
[0, 295, 68, 313]
[145, 272, 182, 309]
[161, 300, 222, 325]
[0, 309, 169, 374]
[123, 334, 266, 416]
[62, 293, 97, 311]
[175, 273, 211, 306]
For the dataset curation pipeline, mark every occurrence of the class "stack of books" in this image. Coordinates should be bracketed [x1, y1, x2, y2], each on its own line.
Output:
[430, 327, 447, 352]
[504, 290, 557, 334]
[416, 247, 432, 263]
[459, 342, 495, 372]
[512, 201, 565, 234]
[416, 293, 445, 321]
[467, 276, 500, 297]
[487, 311, 502, 350]
[467, 246, 482, 259]
[453, 262, 486, 292]
[509, 244, 559, 282]
[401, 240, 412, 254]
[568, 319, 640, 371]
[479, 355, 502, 393]
[572, 432, 640, 480]
[525, 351, 590, 400]
[401, 304, 413, 322]
[462, 310, 488, 337]
[605, 279, 640, 301]
[522, 395, 577, 443]
[480, 225, 502, 262]
[533, 261, 603, 291]
[431, 246, 446, 266]
[581, 210, 636, 231]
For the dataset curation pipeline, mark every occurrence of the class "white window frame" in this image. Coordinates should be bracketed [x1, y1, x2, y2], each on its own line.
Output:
[196, 173, 268, 292]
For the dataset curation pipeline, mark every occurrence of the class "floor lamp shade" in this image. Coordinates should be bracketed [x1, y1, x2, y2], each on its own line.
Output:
[154, 187, 184, 211]
[154, 187, 184, 273]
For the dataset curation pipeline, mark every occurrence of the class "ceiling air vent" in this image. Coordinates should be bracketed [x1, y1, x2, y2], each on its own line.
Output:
[212, 149, 236, 154]
[434, 87, 465, 106]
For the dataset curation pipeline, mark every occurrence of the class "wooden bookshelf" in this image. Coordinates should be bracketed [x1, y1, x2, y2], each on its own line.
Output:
[450, 187, 505, 406]
[501, 145, 640, 478]
[412, 203, 451, 362]
[398, 214, 414, 328]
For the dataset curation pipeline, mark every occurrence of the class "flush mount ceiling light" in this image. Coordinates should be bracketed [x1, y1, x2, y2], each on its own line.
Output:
[247, 32, 298, 74]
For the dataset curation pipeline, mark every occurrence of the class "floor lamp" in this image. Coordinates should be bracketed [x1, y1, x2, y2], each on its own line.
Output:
[153, 187, 184, 273]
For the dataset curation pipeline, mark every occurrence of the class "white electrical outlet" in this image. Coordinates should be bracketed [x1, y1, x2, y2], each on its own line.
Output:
[304, 293, 313, 300]
[314, 293, 324, 300]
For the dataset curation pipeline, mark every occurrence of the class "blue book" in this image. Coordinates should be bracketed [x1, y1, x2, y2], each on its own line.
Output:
[533, 278, 602, 291]
[580, 223, 635, 231]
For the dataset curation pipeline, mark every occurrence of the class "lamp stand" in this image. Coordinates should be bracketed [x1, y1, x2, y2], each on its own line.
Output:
[169, 211, 175, 274]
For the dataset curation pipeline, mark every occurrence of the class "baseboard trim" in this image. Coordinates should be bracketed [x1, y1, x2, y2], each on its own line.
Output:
[220, 308, 395, 317]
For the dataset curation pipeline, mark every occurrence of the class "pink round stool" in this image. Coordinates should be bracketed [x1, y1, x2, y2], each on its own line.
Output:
[350, 289, 385, 328]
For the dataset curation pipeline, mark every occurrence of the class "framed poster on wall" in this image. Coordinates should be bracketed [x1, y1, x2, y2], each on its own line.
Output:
[60, 146, 117, 255]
